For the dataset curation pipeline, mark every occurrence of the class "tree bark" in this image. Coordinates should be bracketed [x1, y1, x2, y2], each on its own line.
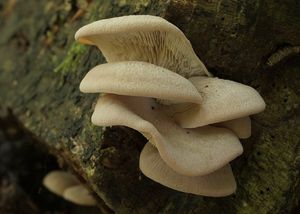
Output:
[0, 0, 299, 213]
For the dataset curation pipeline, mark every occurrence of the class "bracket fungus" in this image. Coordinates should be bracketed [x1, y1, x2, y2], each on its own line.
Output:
[75, 15, 266, 196]
[75, 15, 210, 78]
[91, 94, 242, 176]
[165, 76, 266, 128]
[63, 185, 97, 206]
[140, 143, 236, 197]
[43, 170, 96, 206]
[42, 170, 81, 196]
[80, 61, 202, 104]
[214, 117, 252, 139]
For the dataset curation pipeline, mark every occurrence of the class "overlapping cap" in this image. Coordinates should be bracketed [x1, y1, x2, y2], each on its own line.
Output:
[140, 143, 237, 196]
[164, 76, 266, 128]
[75, 15, 266, 196]
[80, 61, 202, 104]
[90, 94, 243, 176]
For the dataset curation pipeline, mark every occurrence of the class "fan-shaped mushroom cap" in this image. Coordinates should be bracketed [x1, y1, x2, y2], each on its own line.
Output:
[166, 76, 266, 128]
[75, 15, 209, 77]
[140, 143, 237, 196]
[63, 185, 96, 206]
[214, 117, 251, 139]
[92, 94, 243, 176]
[42, 170, 81, 196]
[80, 61, 202, 104]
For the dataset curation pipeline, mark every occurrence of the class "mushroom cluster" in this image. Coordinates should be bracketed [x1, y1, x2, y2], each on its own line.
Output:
[75, 15, 265, 196]
[43, 170, 96, 206]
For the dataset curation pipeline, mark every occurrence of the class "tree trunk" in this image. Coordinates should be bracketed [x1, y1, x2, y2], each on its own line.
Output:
[0, 0, 299, 213]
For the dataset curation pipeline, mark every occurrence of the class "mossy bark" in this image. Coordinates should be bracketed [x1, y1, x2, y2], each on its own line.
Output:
[0, 0, 299, 213]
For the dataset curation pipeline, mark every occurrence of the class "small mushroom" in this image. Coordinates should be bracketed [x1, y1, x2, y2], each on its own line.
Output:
[91, 94, 243, 176]
[166, 76, 265, 128]
[80, 61, 202, 104]
[213, 116, 251, 139]
[75, 15, 210, 77]
[63, 185, 97, 206]
[42, 170, 81, 196]
[140, 143, 237, 196]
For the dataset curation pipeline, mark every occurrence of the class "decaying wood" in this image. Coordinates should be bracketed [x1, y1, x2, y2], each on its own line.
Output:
[0, 0, 299, 213]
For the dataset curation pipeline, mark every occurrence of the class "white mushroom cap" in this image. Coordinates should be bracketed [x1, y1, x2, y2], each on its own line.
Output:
[140, 143, 237, 196]
[42, 170, 81, 196]
[213, 117, 251, 139]
[63, 185, 96, 206]
[92, 94, 243, 176]
[75, 15, 209, 77]
[167, 76, 266, 128]
[80, 61, 202, 104]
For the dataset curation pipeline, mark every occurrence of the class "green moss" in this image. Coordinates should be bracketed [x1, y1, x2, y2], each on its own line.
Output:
[53, 0, 108, 75]
[54, 43, 87, 74]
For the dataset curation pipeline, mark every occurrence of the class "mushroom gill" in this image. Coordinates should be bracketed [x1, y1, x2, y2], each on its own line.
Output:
[75, 15, 210, 77]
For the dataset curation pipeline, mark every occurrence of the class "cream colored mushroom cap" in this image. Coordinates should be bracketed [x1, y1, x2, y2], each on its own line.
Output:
[214, 117, 251, 139]
[75, 15, 181, 44]
[63, 185, 96, 206]
[140, 143, 237, 196]
[80, 61, 202, 104]
[168, 76, 266, 128]
[75, 15, 209, 77]
[92, 94, 243, 176]
[42, 170, 81, 196]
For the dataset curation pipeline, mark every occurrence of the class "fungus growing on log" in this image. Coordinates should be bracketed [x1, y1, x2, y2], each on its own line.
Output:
[42, 170, 81, 196]
[80, 61, 202, 104]
[91, 94, 243, 176]
[165, 76, 266, 128]
[214, 117, 252, 139]
[63, 185, 96, 206]
[75, 15, 266, 196]
[140, 143, 236, 196]
[75, 15, 210, 77]
[43, 170, 96, 206]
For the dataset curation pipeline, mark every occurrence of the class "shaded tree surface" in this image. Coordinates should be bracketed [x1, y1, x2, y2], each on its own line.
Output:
[0, 0, 299, 213]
